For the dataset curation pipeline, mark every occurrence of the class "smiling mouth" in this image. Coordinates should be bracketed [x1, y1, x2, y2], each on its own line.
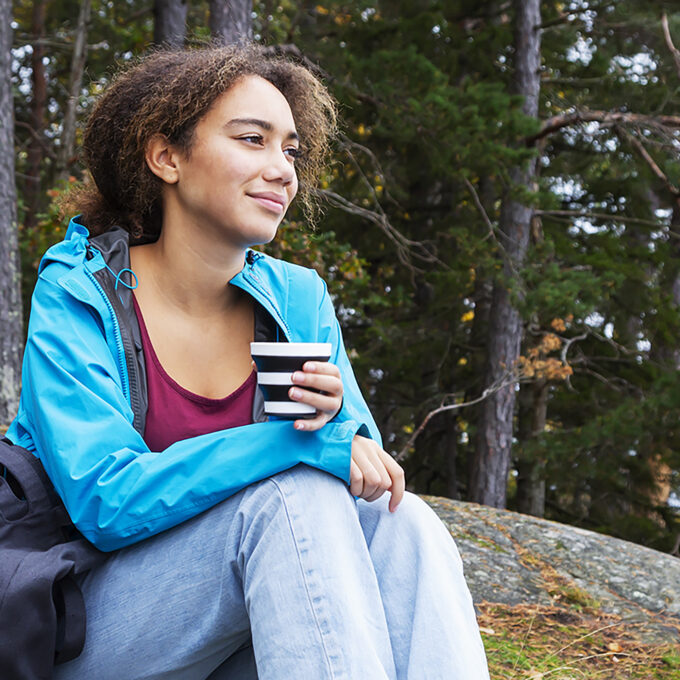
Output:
[248, 194, 286, 214]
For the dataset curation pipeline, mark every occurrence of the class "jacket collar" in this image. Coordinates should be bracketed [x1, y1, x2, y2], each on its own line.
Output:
[53, 217, 290, 339]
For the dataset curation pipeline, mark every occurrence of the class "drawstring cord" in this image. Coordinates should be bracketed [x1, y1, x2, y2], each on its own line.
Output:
[104, 264, 139, 302]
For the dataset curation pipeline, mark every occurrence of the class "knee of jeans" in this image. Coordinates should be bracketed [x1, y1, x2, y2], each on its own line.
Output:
[391, 493, 456, 547]
[269, 463, 353, 505]
[247, 464, 354, 519]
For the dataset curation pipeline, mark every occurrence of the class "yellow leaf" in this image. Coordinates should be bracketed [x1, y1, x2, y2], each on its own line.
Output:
[550, 317, 566, 332]
[460, 310, 475, 323]
[540, 333, 562, 352]
[457, 357, 468, 366]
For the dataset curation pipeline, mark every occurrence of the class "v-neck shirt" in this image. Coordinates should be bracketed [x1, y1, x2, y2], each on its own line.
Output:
[132, 295, 256, 451]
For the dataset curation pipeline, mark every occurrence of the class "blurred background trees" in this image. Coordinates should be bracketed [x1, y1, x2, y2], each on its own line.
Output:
[2, 0, 680, 553]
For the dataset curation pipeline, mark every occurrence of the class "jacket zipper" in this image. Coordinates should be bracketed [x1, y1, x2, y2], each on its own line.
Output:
[235, 258, 292, 341]
[83, 252, 131, 404]
[82, 246, 289, 407]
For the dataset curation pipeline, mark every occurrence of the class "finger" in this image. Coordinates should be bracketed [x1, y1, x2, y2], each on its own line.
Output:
[301, 361, 341, 377]
[352, 437, 391, 499]
[293, 413, 330, 432]
[363, 487, 387, 503]
[289, 387, 341, 414]
[379, 450, 406, 512]
[363, 443, 393, 490]
[349, 459, 364, 497]
[291, 371, 343, 396]
[352, 453, 384, 499]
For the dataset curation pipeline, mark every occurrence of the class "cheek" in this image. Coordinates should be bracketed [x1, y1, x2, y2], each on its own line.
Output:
[289, 174, 299, 198]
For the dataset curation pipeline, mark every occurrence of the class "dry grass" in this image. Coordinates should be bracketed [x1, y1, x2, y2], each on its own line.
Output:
[478, 601, 680, 679]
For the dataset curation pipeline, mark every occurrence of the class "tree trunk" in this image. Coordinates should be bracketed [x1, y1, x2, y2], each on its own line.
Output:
[516, 379, 548, 516]
[469, 0, 541, 507]
[55, 0, 91, 183]
[210, 0, 253, 45]
[445, 413, 459, 499]
[464, 175, 495, 495]
[651, 201, 680, 368]
[0, 0, 22, 426]
[24, 0, 47, 232]
[153, 0, 187, 47]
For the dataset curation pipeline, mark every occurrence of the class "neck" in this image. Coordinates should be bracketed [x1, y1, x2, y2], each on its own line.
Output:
[130, 219, 248, 316]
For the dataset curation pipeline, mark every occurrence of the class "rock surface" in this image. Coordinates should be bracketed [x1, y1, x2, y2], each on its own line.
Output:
[423, 495, 680, 644]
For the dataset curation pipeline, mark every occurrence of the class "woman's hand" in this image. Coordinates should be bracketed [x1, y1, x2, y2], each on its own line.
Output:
[350, 435, 405, 512]
[289, 361, 343, 432]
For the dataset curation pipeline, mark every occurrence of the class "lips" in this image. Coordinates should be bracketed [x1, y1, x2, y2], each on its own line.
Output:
[248, 192, 287, 214]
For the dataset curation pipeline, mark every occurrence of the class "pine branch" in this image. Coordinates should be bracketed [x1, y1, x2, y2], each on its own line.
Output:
[540, 1, 618, 30]
[463, 176, 522, 281]
[534, 210, 666, 227]
[528, 110, 680, 144]
[395, 372, 519, 462]
[661, 13, 680, 83]
[314, 188, 439, 271]
[615, 126, 680, 198]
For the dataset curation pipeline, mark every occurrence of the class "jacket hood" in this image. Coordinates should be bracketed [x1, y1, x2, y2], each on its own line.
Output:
[38, 217, 90, 274]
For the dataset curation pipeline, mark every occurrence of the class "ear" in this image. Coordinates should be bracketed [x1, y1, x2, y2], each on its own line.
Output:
[145, 134, 181, 184]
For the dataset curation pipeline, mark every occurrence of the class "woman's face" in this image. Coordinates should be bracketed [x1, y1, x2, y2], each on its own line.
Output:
[163, 74, 300, 247]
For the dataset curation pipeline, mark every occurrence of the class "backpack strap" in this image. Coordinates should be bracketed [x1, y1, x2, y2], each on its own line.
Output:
[0, 437, 61, 518]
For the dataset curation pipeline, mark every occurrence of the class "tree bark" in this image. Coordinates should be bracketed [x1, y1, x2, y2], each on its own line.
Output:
[651, 201, 680, 368]
[464, 175, 495, 495]
[153, 0, 187, 47]
[0, 0, 22, 425]
[24, 0, 47, 232]
[445, 413, 459, 499]
[56, 0, 91, 183]
[469, 0, 541, 508]
[516, 379, 548, 516]
[210, 0, 253, 45]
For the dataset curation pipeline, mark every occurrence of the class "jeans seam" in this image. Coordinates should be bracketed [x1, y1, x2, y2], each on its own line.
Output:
[268, 475, 341, 680]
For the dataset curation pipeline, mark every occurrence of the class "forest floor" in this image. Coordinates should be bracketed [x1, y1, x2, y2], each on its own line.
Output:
[423, 496, 680, 679]
[478, 601, 680, 679]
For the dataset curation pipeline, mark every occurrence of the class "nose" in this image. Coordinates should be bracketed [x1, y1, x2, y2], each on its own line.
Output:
[262, 148, 296, 186]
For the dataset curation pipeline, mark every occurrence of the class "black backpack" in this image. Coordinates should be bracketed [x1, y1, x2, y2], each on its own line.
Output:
[0, 437, 105, 679]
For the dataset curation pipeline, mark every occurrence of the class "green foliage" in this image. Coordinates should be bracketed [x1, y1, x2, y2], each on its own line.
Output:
[11, 0, 680, 548]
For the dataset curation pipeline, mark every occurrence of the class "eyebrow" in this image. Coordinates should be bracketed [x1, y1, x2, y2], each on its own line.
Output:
[226, 118, 299, 141]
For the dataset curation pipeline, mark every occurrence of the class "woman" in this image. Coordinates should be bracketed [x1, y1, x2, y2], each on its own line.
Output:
[8, 45, 489, 679]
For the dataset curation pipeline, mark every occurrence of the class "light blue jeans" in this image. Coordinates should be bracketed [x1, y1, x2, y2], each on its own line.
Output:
[55, 465, 489, 679]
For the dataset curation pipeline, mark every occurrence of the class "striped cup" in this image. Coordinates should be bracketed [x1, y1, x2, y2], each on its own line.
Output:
[250, 342, 332, 419]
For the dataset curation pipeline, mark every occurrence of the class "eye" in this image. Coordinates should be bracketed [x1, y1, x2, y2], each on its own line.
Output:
[239, 134, 264, 145]
[284, 147, 302, 161]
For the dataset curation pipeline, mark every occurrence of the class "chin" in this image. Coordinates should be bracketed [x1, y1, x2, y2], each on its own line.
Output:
[246, 224, 280, 248]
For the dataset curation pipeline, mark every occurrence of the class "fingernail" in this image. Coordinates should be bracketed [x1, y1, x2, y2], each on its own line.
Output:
[304, 362, 316, 372]
[295, 421, 305, 430]
[290, 387, 302, 399]
[292, 371, 304, 383]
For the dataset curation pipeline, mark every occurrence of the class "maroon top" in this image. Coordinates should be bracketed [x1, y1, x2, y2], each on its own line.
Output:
[132, 295, 256, 451]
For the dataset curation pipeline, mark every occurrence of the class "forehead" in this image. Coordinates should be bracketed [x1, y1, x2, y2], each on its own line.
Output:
[206, 75, 297, 130]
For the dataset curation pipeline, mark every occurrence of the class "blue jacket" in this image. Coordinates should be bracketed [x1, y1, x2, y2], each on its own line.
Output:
[8, 216, 380, 551]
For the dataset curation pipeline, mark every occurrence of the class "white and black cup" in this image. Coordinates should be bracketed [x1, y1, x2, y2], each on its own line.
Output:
[250, 342, 332, 419]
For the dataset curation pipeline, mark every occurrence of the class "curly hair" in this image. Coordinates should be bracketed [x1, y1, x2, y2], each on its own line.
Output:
[64, 44, 337, 242]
